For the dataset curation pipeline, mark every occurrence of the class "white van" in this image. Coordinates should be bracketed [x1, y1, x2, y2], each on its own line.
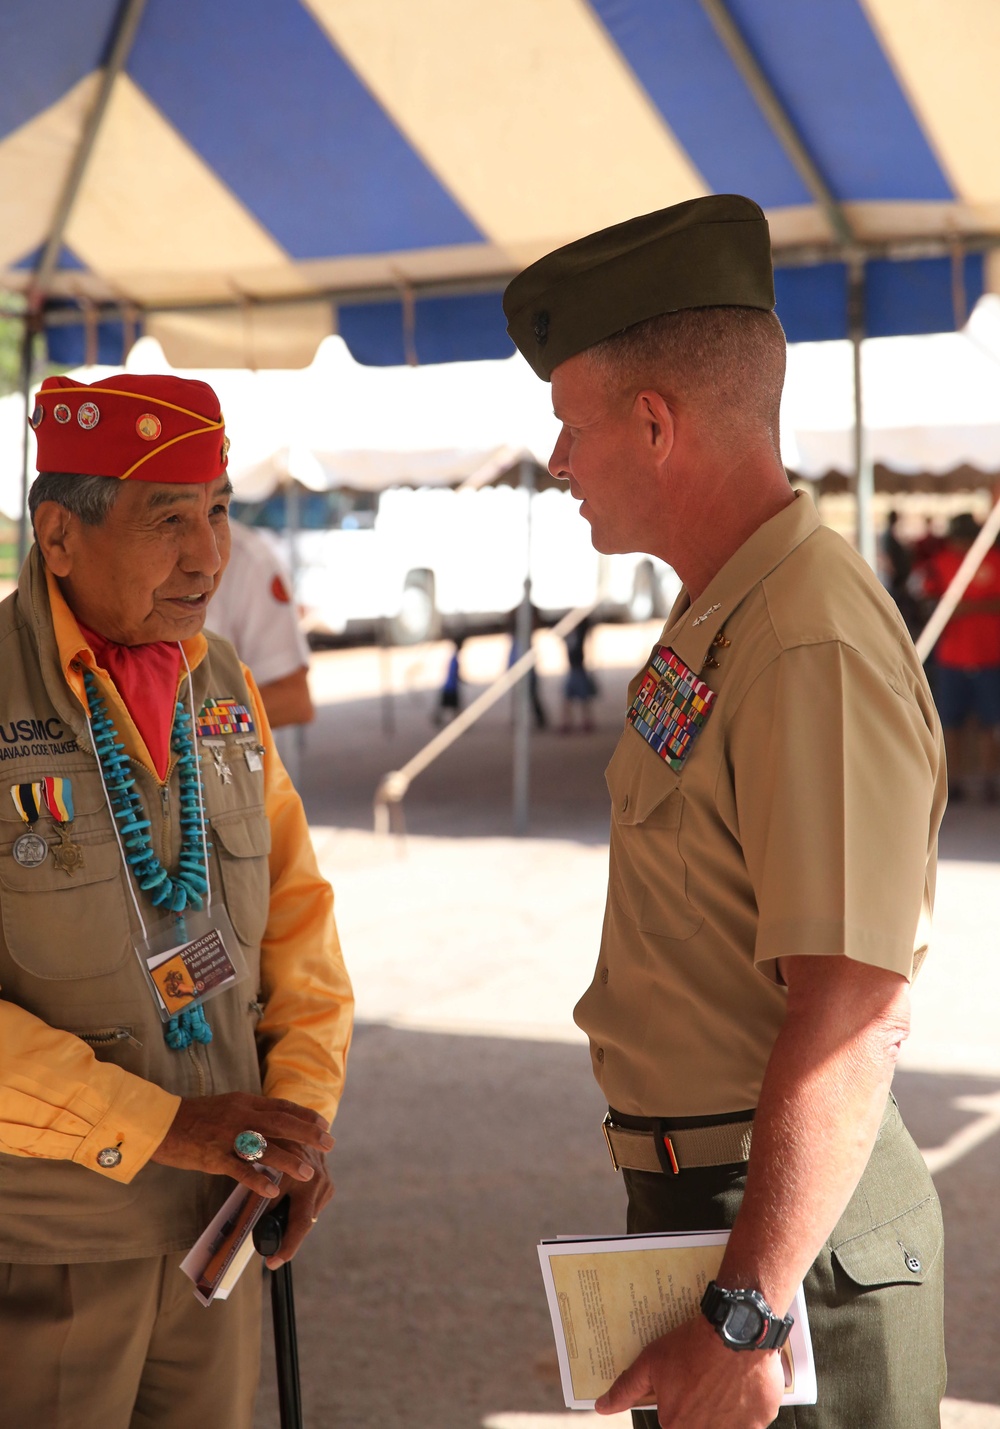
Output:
[232, 483, 680, 644]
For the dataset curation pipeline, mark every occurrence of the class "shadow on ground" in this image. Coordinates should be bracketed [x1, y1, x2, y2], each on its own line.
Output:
[254, 1029, 1000, 1428]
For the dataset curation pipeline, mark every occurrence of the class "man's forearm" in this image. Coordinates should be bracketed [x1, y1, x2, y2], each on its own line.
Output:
[257, 667, 314, 728]
[716, 955, 911, 1314]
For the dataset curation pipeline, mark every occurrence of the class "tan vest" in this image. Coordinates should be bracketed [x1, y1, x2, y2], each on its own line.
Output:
[0, 551, 273, 1262]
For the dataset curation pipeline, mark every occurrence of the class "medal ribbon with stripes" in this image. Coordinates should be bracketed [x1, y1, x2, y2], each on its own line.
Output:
[627, 646, 717, 771]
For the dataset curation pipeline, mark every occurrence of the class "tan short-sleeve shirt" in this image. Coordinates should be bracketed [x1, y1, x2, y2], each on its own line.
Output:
[574, 493, 946, 1117]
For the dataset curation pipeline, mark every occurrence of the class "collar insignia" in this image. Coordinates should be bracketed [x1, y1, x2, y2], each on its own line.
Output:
[692, 602, 721, 628]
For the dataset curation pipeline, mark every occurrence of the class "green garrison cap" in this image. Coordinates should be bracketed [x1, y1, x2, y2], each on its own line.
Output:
[503, 194, 774, 381]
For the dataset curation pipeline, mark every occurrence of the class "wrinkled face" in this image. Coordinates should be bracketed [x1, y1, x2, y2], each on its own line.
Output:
[548, 351, 661, 555]
[56, 474, 232, 644]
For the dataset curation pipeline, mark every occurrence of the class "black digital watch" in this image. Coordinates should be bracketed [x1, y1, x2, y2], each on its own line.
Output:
[700, 1280, 794, 1351]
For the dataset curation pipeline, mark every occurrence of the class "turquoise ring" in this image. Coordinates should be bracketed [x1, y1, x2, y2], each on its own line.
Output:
[234, 1130, 267, 1162]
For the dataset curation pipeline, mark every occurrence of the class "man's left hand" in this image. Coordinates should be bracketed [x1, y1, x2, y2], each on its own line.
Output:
[595, 1314, 785, 1428]
[265, 1142, 335, 1269]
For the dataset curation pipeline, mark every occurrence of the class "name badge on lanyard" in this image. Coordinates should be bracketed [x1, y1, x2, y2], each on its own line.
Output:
[627, 646, 717, 771]
[136, 904, 247, 1025]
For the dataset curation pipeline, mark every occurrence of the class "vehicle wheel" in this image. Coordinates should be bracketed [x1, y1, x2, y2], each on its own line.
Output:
[627, 561, 659, 622]
[391, 570, 440, 644]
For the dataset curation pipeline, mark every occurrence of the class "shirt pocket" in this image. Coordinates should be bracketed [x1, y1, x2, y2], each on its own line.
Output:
[0, 836, 131, 980]
[210, 808, 271, 950]
[605, 728, 703, 940]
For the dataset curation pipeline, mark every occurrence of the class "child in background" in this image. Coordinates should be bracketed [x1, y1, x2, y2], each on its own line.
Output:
[561, 616, 597, 733]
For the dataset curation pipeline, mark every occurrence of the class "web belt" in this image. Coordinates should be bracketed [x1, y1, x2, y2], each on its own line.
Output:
[602, 1111, 754, 1175]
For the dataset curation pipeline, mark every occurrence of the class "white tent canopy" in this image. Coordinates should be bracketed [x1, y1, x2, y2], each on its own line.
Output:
[784, 294, 1000, 479]
[0, 333, 563, 518]
[5, 305, 1000, 524]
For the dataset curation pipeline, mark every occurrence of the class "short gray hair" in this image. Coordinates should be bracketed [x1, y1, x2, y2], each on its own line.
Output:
[587, 306, 787, 452]
[28, 472, 122, 527]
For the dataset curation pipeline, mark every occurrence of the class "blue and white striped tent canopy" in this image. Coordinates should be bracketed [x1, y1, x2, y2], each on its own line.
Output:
[2, 0, 999, 369]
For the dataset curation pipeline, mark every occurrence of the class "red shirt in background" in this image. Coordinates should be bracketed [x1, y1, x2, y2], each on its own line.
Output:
[921, 546, 1000, 669]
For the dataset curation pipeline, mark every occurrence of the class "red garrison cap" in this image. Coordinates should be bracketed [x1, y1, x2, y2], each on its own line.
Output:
[31, 374, 229, 484]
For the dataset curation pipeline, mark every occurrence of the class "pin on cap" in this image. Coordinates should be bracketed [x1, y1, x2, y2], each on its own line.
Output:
[33, 374, 228, 485]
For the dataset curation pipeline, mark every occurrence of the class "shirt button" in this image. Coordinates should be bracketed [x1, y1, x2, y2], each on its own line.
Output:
[905, 1255, 922, 1274]
[97, 1147, 122, 1169]
[600, 967, 609, 984]
[596, 1046, 605, 1064]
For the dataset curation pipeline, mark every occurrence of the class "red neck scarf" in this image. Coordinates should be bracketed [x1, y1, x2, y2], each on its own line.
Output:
[80, 626, 183, 780]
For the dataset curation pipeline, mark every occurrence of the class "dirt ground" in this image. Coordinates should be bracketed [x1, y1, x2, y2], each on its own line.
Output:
[241, 625, 999, 1429]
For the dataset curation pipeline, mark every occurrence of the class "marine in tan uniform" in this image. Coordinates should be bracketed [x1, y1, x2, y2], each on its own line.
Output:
[0, 374, 353, 1428]
[504, 197, 946, 1428]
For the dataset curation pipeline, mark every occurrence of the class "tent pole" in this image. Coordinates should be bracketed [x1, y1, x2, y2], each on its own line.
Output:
[512, 459, 536, 836]
[32, 0, 147, 300]
[850, 263, 876, 570]
[16, 318, 34, 570]
[281, 478, 303, 787]
[699, 0, 852, 248]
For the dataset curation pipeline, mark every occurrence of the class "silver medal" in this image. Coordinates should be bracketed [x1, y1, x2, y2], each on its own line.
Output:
[204, 739, 233, 785]
[13, 831, 48, 868]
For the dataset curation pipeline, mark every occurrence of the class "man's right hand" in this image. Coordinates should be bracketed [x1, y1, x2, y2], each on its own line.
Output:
[150, 1093, 334, 1196]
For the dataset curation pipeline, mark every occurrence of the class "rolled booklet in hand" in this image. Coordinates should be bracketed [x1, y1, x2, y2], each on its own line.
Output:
[181, 1168, 281, 1306]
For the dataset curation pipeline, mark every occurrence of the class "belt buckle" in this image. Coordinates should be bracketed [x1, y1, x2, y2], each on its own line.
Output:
[601, 1112, 621, 1172]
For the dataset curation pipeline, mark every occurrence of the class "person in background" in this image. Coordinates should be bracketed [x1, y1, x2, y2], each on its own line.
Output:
[915, 510, 1000, 801]
[880, 508, 921, 639]
[207, 518, 314, 730]
[560, 614, 597, 733]
[434, 631, 466, 725]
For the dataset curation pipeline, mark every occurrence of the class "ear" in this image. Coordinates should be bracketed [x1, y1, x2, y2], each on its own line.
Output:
[33, 501, 76, 577]
[634, 389, 675, 465]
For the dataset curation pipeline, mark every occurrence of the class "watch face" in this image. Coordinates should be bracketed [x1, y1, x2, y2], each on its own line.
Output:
[724, 1300, 765, 1345]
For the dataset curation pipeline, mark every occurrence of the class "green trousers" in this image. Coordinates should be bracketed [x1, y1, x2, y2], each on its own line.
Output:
[625, 1096, 945, 1429]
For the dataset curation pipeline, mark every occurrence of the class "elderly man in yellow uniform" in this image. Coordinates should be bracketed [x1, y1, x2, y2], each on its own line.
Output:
[504, 196, 946, 1428]
[0, 374, 353, 1428]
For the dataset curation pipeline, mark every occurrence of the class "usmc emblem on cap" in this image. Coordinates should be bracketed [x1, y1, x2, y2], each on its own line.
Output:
[136, 413, 162, 441]
[77, 401, 100, 430]
[533, 311, 550, 345]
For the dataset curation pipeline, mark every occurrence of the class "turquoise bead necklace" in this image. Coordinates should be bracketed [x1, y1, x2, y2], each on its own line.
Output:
[83, 666, 213, 1049]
